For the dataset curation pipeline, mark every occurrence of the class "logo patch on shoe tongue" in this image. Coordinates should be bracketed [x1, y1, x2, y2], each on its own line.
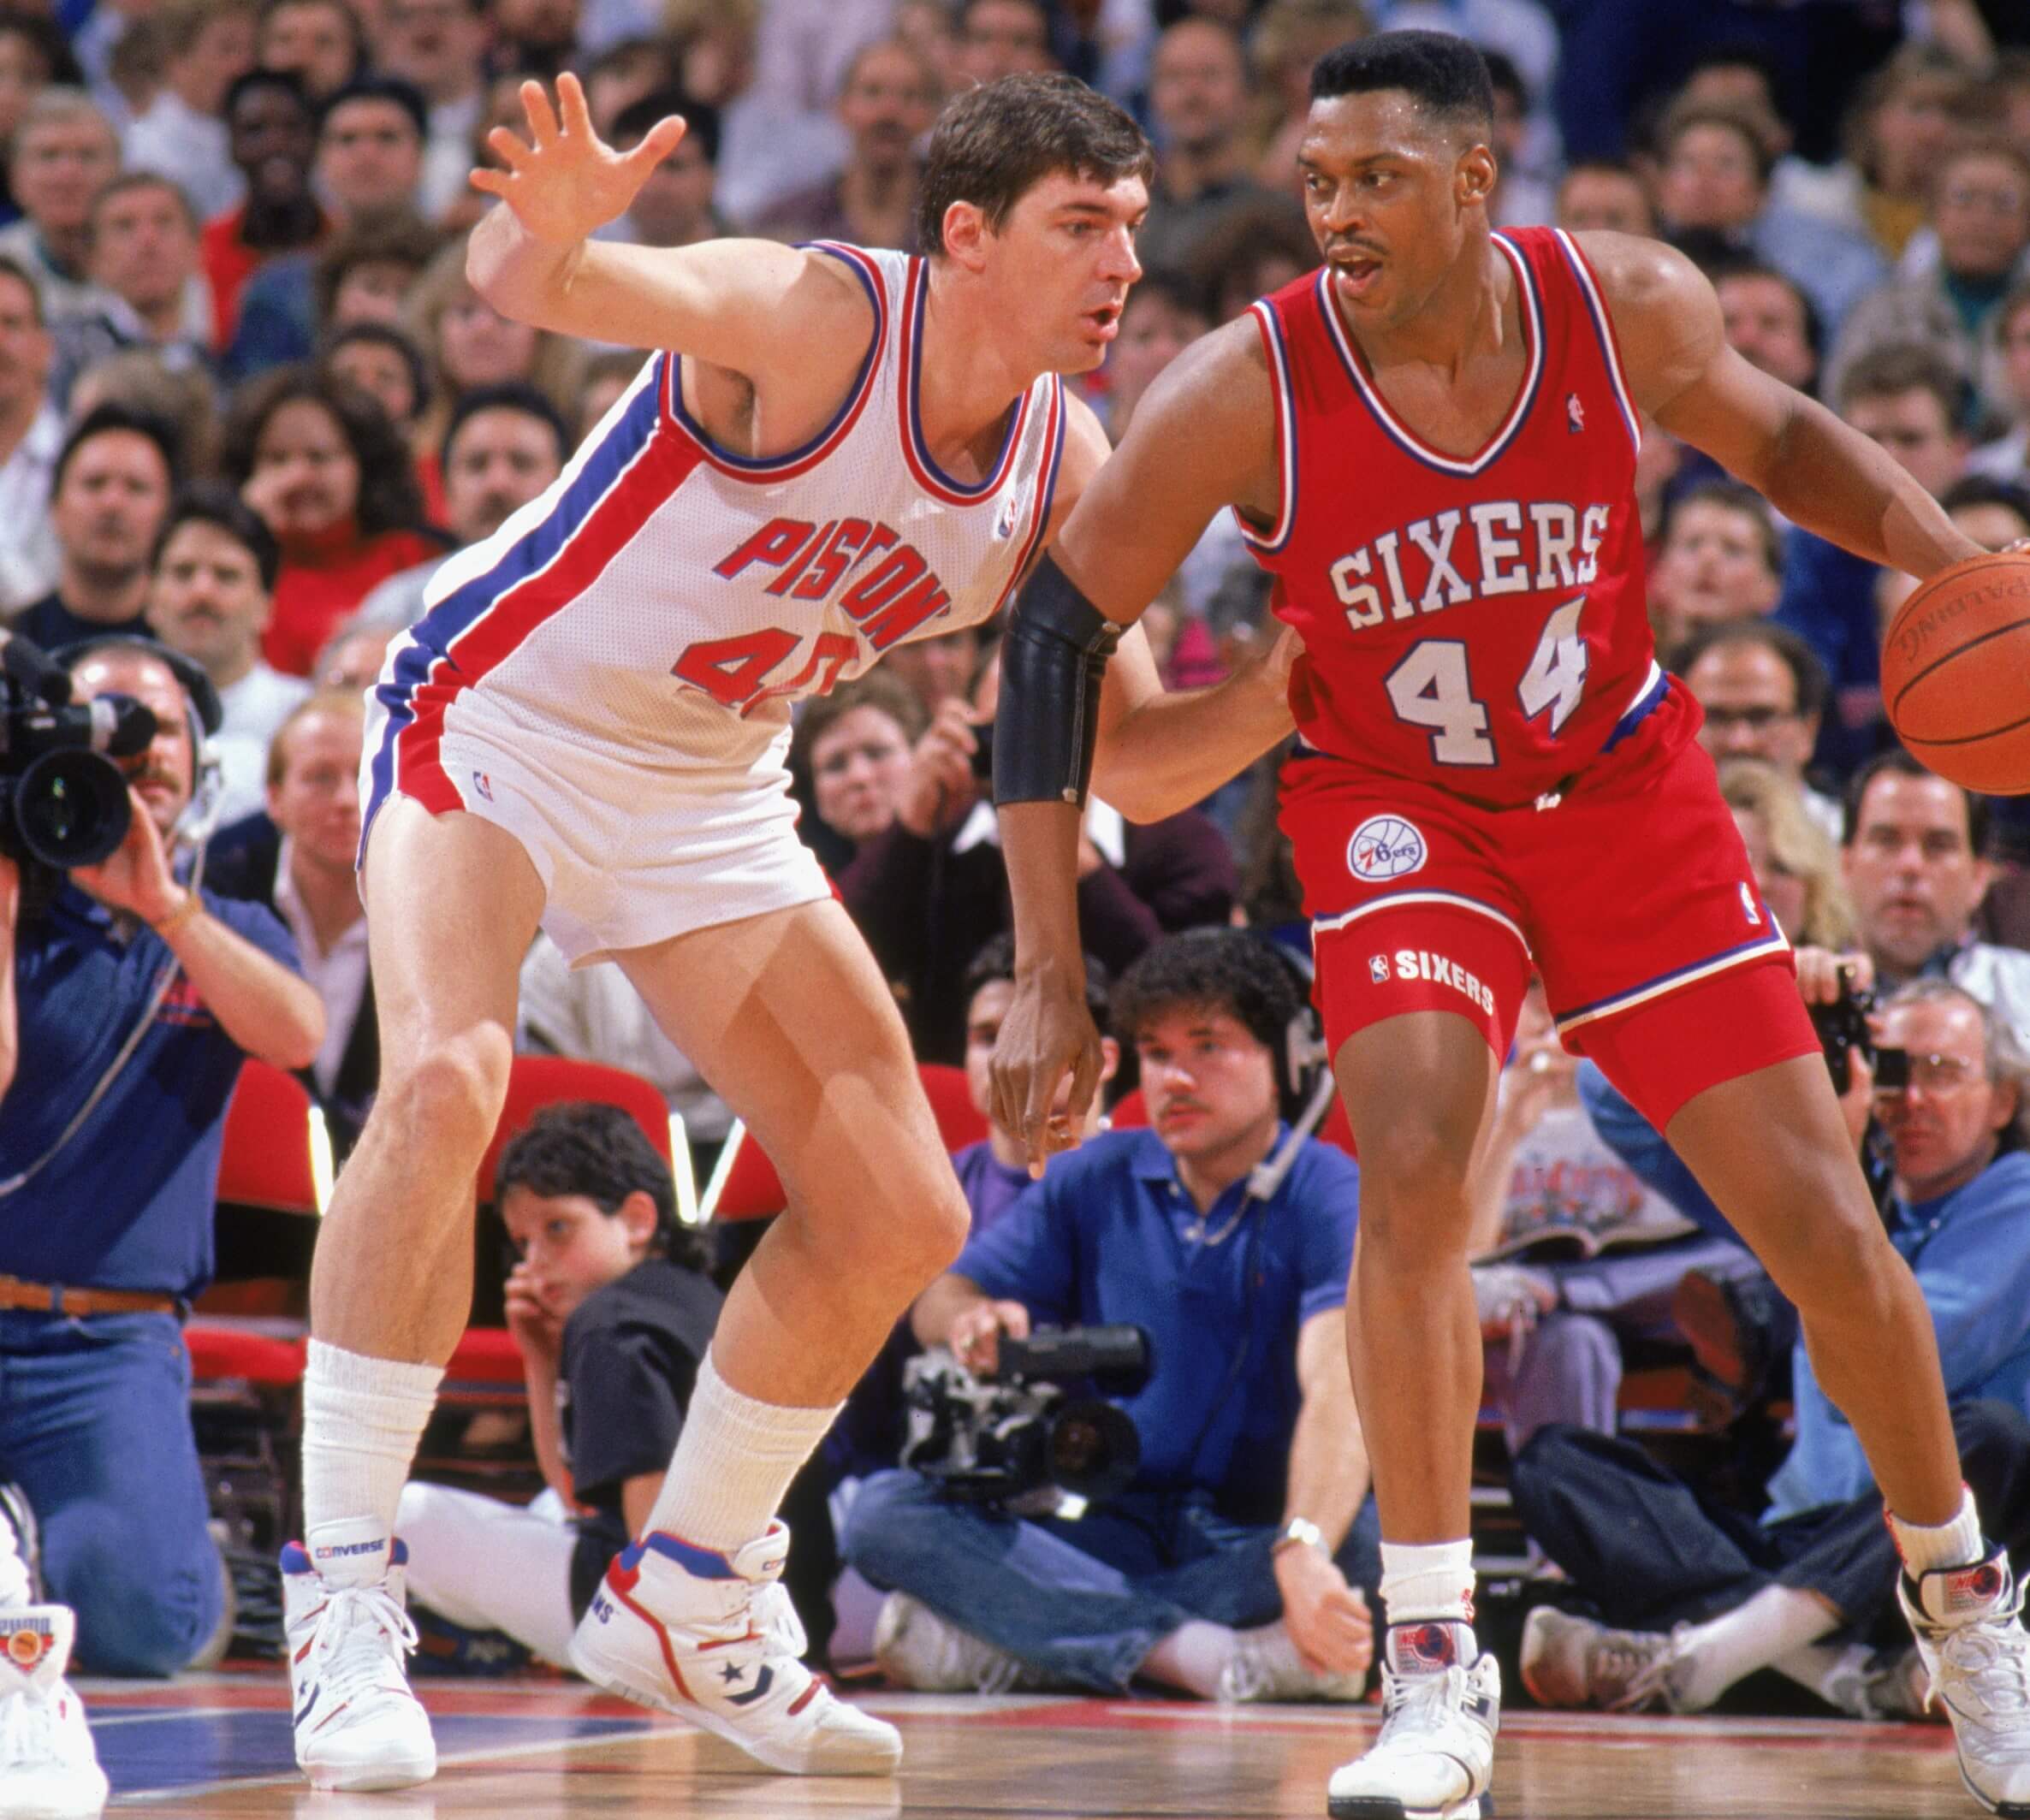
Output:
[1943, 1562, 2006, 1615]
[1, 1616, 53, 1672]
[1395, 1623, 1459, 1672]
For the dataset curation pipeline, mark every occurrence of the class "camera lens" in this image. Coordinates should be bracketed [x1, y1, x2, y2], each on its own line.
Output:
[15, 749, 132, 869]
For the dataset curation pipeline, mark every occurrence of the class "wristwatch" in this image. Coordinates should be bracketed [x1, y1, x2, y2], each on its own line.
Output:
[1271, 1515, 1326, 1557]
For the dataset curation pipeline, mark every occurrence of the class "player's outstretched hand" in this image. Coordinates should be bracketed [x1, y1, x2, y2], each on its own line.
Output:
[470, 72, 686, 243]
[991, 965, 1105, 1179]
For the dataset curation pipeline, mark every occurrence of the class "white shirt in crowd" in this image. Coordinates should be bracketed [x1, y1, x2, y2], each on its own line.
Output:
[270, 835, 371, 1100]
[124, 92, 243, 222]
[212, 665, 313, 827]
[0, 401, 62, 615]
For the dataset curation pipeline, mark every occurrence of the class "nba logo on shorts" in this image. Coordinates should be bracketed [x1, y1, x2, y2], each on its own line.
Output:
[1348, 814, 1426, 882]
[472, 771, 494, 803]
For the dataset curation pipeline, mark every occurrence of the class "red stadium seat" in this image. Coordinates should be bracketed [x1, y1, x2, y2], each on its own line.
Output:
[704, 1064, 988, 1223]
[477, 1054, 674, 1204]
[216, 1059, 327, 1215]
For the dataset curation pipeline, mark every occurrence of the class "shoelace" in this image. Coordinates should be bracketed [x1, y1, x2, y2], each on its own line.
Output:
[1935, 1622, 2030, 1746]
[1376, 1665, 1466, 1746]
[309, 1585, 420, 1717]
[1608, 1631, 1685, 1714]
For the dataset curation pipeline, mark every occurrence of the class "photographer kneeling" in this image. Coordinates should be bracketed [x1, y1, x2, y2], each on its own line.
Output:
[0, 632, 321, 1698]
[844, 929, 1378, 1703]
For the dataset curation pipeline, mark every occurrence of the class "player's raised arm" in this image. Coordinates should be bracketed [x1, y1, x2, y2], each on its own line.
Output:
[466, 74, 866, 376]
[1583, 231, 1981, 583]
[991, 317, 1281, 1170]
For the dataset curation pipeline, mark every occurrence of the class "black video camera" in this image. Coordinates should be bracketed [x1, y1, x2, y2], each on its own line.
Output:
[0, 635, 156, 870]
[901, 1323, 1150, 1507]
[1811, 965, 1908, 1097]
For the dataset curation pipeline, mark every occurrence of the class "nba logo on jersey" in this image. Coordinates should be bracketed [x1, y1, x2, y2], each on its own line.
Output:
[1369, 954, 1391, 985]
[994, 494, 1020, 540]
[1566, 391, 1585, 434]
[1349, 815, 1427, 882]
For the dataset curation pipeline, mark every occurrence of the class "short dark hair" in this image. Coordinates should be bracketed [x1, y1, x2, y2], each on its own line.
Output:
[963, 931, 1112, 1024]
[1661, 478, 1784, 578]
[1704, 252, 1822, 362]
[86, 169, 199, 238]
[614, 88, 717, 165]
[319, 74, 427, 143]
[1124, 265, 1214, 325]
[1309, 28, 1494, 137]
[222, 364, 424, 539]
[916, 73, 1153, 258]
[312, 208, 442, 324]
[1672, 618, 1829, 721]
[1942, 474, 2030, 531]
[225, 66, 312, 124]
[495, 1101, 710, 1274]
[322, 319, 432, 422]
[1480, 46, 1527, 112]
[152, 481, 282, 592]
[1843, 748, 1990, 856]
[442, 380, 569, 472]
[1837, 341, 1966, 425]
[1111, 928, 1303, 1066]
[1683, 41, 1787, 112]
[1659, 101, 1775, 185]
[53, 402, 180, 496]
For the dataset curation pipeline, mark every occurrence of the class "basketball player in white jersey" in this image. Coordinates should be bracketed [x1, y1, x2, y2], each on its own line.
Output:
[282, 70, 1301, 1793]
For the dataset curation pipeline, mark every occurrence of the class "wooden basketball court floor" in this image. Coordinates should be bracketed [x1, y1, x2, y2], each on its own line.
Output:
[84, 1671, 1985, 1818]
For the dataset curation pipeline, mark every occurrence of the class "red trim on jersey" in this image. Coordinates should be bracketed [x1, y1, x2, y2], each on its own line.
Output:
[660, 241, 887, 483]
[1550, 230, 1642, 457]
[1316, 234, 1545, 476]
[393, 434, 709, 809]
[898, 256, 1035, 505]
[1235, 299, 1296, 554]
[990, 376, 1065, 614]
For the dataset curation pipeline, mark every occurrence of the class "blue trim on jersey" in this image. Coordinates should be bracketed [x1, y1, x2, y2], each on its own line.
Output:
[1601, 667, 1669, 754]
[1237, 299, 1298, 554]
[1318, 234, 1545, 478]
[361, 365, 669, 846]
[1553, 930, 1790, 1026]
[663, 243, 883, 472]
[1550, 230, 1643, 455]
[905, 260, 1022, 499]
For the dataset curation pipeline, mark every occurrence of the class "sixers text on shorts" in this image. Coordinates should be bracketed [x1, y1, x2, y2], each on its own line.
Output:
[1383, 949, 1498, 1017]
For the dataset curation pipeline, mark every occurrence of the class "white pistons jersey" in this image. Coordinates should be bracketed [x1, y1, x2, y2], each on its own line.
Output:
[365, 242, 1065, 826]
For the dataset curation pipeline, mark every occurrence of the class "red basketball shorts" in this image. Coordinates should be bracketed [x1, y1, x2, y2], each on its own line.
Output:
[1279, 691, 1820, 1129]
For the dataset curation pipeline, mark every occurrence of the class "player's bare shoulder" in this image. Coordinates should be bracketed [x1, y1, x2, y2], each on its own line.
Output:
[1570, 229, 1727, 416]
[1120, 313, 1281, 522]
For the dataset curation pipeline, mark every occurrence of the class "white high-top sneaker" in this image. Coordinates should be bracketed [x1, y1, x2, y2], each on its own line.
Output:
[1897, 1548, 2030, 1816]
[572, 1522, 900, 1776]
[282, 1521, 436, 1793]
[0, 1605, 109, 1820]
[1327, 1621, 1499, 1820]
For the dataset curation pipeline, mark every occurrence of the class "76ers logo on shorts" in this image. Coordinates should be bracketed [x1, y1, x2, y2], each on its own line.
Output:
[1348, 815, 1427, 883]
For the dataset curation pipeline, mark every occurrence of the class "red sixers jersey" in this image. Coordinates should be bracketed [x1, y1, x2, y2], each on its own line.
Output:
[1244, 226, 1672, 808]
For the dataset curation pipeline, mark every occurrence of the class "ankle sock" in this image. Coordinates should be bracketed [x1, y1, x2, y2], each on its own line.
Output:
[1888, 1486, 1984, 1578]
[642, 1348, 841, 1552]
[300, 1339, 442, 1539]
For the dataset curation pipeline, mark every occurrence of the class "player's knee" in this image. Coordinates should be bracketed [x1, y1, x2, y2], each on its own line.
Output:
[382, 1024, 513, 1155]
[876, 1177, 970, 1289]
[1353, 1122, 1477, 1255]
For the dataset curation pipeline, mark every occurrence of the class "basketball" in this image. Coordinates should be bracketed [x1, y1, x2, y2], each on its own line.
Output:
[1880, 551, 2030, 795]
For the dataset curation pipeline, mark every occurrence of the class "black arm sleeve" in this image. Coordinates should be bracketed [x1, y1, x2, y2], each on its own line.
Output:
[992, 551, 1123, 809]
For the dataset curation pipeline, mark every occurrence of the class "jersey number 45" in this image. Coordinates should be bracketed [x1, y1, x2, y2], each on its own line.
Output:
[1383, 596, 1587, 768]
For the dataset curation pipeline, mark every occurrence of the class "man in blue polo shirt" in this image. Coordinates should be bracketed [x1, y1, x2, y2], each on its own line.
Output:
[845, 929, 1376, 1702]
[0, 632, 321, 1739]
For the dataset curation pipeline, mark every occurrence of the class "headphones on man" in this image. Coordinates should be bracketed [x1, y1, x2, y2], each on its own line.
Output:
[52, 636, 228, 849]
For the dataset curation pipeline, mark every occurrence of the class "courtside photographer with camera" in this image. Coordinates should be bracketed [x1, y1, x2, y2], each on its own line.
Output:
[0, 627, 318, 1732]
[844, 928, 1380, 1705]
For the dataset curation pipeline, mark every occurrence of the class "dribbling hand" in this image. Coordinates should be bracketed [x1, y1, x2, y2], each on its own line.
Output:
[990, 967, 1105, 1179]
[470, 73, 686, 244]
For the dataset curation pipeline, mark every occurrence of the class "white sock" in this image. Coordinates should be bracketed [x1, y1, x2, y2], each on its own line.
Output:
[1380, 1538, 1476, 1626]
[301, 1339, 443, 1539]
[1888, 1486, 1984, 1577]
[1671, 1585, 1838, 1710]
[1141, 1620, 1237, 1698]
[643, 1348, 840, 1553]
[1775, 1638, 1875, 1709]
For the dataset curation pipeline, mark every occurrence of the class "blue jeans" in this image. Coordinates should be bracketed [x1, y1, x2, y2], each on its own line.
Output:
[0, 1311, 223, 1675]
[845, 1469, 1382, 1693]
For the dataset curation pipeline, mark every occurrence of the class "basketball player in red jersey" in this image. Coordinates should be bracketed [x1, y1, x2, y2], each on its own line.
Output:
[989, 33, 2030, 1820]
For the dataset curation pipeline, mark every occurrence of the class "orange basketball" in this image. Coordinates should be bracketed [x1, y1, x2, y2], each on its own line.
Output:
[1880, 550, 2030, 795]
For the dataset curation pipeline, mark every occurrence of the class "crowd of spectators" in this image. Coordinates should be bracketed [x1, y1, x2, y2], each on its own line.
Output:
[0, 0, 2028, 1750]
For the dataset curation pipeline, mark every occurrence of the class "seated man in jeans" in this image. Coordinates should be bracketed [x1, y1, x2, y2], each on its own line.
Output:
[845, 929, 1378, 1702]
[1517, 981, 2030, 1720]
